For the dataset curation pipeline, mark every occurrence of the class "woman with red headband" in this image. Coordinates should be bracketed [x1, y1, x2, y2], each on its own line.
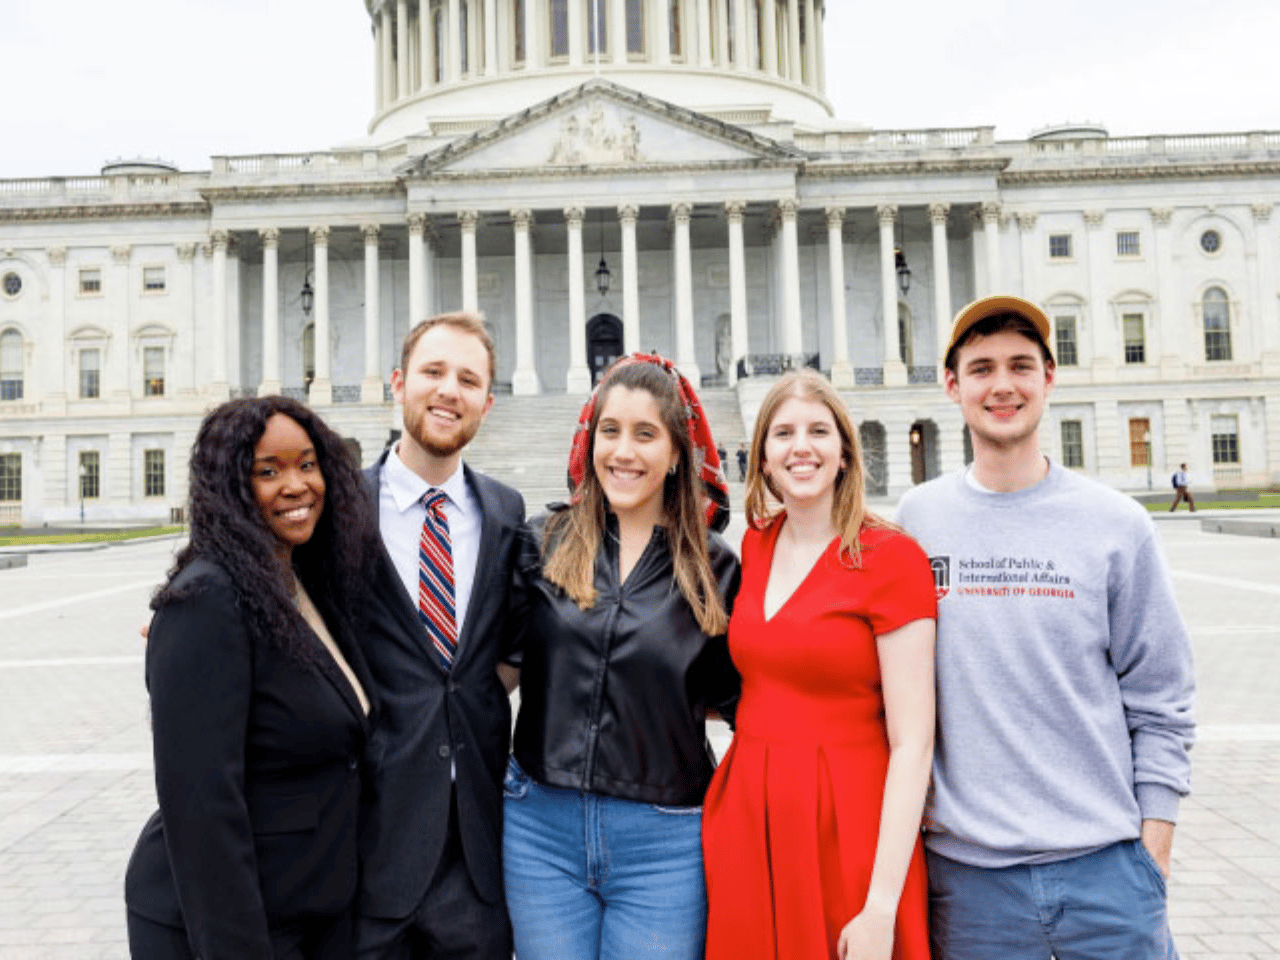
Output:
[501, 354, 740, 960]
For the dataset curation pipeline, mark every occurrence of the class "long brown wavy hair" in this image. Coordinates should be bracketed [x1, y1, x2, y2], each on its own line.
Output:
[744, 369, 893, 566]
[543, 361, 729, 635]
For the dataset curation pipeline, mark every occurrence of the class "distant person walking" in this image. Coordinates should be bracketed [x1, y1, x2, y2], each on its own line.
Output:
[736, 443, 748, 482]
[1170, 464, 1195, 512]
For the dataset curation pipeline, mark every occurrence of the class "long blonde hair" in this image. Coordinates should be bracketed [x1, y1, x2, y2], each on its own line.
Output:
[543, 361, 729, 635]
[743, 369, 891, 565]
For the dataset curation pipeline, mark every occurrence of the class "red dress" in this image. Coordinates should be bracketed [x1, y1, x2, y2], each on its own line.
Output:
[703, 519, 937, 960]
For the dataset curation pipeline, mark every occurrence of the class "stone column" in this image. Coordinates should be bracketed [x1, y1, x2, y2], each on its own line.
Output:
[878, 204, 907, 386]
[1083, 210, 1115, 381]
[209, 230, 230, 398]
[396, 0, 410, 97]
[174, 244, 196, 399]
[733, 0, 749, 69]
[610, 0, 627, 61]
[420, 0, 434, 88]
[715, 0, 730, 64]
[569, 0, 585, 64]
[826, 207, 852, 386]
[380, 5, 395, 102]
[761, 0, 778, 75]
[374, 13, 385, 110]
[484, 0, 498, 73]
[787, 0, 801, 83]
[459, 210, 479, 312]
[981, 201, 1002, 294]
[310, 226, 333, 405]
[1252, 203, 1280, 373]
[447, 0, 462, 81]
[423, 225, 438, 317]
[930, 203, 953, 370]
[1015, 211, 1037, 301]
[813, 0, 826, 90]
[655, 0, 671, 63]
[726, 201, 749, 386]
[524, 0, 541, 66]
[511, 210, 541, 395]
[620, 204, 641, 355]
[1151, 208, 1182, 378]
[408, 213, 426, 325]
[565, 207, 592, 392]
[670, 203, 700, 383]
[259, 227, 282, 395]
[106, 244, 131, 400]
[779, 199, 803, 357]
[696, 0, 713, 65]
[362, 224, 384, 403]
[44, 247, 68, 407]
[802, 0, 817, 84]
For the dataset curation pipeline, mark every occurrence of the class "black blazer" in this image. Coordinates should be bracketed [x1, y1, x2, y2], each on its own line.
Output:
[125, 558, 374, 960]
[358, 452, 526, 918]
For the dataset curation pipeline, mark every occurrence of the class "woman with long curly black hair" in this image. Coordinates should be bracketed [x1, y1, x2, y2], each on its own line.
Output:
[125, 396, 380, 960]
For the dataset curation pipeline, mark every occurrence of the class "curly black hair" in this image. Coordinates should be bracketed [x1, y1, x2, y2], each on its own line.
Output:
[154, 396, 379, 667]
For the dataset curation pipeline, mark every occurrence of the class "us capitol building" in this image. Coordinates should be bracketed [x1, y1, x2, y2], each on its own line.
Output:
[1, 0, 1278, 524]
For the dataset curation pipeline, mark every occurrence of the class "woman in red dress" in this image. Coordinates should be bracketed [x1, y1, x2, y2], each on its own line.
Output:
[703, 369, 937, 960]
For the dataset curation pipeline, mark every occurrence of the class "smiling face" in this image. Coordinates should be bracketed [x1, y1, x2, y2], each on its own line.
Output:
[945, 328, 1055, 454]
[392, 322, 494, 483]
[762, 395, 846, 514]
[592, 385, 679, 528]
[251, 413, 326, 562]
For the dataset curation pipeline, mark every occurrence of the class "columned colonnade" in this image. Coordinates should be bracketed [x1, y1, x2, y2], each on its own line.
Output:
[371, 0, 827, 112]
[229, 196, 1001, 398]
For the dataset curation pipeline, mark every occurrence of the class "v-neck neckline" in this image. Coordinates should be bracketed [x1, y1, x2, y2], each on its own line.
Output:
[760, 519, 837, 623]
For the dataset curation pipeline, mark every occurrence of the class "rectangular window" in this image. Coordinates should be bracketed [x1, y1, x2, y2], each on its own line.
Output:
[79, 349, 101, 399]
[1123, 313, 1146, 364]
[143, 346, 165, 397]
[460, 0, 470, 73]
[550, 0, 569, 56]
[1211, 415, 1240, 464]
[669, 0, 683, 57]
[142, 266, 166, 292]
[1048, 234, 1072, 259]
[0, 330, 22, 400]
[1054, 315, 1078, 367]
[79, 450, 101, 500]
[0, 453, 20, 502]
[626, 0, 645, 53]
[1116, 230, 1141, 257]
[79, 268, 101, 294]
[1060, 420, 1084, 469]
[1128, 418, 1152, 468]
[144, 449, 166, 498]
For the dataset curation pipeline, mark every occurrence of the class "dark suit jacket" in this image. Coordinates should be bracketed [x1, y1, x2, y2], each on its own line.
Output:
[125, 558, 374, 960]
[358, 452, 526, 918]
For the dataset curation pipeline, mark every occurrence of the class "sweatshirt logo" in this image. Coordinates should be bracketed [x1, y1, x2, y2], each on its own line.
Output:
[929, 556, 951, 601]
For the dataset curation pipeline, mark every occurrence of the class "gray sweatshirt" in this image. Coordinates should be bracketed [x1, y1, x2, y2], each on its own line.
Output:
[896, 462, 1195, 868]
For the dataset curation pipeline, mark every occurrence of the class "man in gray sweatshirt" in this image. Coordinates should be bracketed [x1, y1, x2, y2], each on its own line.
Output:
[896, 295, 1195, 960]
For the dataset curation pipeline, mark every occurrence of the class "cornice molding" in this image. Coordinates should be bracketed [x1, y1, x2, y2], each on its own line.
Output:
[199, 182, 400, 202]
[0, 202, 209, 223]
[1000, 161, 1280, 185]
[801, 158, 1010, 179]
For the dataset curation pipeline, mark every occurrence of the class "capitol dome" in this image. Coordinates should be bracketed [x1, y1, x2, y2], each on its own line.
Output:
[363, 0, 833, 143]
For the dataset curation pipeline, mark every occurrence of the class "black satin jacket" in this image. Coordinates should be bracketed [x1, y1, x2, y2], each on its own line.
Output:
[508, 510, 742, 807]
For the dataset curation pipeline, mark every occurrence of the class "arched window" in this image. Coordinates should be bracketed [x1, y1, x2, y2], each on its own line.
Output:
[0, 329, 22, 400]
[1202, 286, 1232, 361]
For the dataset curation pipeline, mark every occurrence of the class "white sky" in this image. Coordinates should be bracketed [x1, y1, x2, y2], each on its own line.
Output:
[3, 0, 1278, 179]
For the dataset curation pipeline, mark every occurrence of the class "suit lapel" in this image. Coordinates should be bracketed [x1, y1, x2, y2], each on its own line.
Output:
[453, 464, 509, 666]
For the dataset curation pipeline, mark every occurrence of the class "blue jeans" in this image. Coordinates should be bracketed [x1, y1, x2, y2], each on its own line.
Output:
[501, 757, 707, 960]
[927, 840, 1179, 960]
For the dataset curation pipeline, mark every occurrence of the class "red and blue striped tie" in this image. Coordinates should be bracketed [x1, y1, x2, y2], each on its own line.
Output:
[418, 489, 456, 670]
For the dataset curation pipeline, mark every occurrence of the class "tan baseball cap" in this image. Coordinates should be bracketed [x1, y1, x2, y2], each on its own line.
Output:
[944, 295, 1053, 369]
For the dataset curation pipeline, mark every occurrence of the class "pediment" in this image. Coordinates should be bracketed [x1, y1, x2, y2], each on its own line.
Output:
[405, 79, 802, 177]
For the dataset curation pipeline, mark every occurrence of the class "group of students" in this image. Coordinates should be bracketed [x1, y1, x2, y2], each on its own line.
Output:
[122, 294, 1195, 960]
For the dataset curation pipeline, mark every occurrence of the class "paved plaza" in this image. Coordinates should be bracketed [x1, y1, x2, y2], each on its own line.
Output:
[0, 511, 1278, 959]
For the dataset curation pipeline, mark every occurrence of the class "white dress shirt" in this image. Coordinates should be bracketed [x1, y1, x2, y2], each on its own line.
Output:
[378, 445, 482, 641]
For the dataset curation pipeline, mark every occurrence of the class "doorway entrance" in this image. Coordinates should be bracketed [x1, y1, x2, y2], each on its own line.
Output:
[587, 313, 624, 384]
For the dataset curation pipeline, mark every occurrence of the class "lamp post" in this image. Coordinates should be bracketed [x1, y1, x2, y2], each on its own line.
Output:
[1143, 430, 1152, 490]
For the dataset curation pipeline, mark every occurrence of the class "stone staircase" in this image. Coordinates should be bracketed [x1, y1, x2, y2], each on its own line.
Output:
[462, 387, 751, 513]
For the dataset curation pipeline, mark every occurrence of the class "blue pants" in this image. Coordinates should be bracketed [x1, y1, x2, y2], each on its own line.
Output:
[927, 840, 1179, 960]
[501, 758, 707, 960]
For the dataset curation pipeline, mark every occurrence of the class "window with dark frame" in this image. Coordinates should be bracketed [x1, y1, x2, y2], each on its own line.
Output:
[1211, 415, 1240, 464]
[626, 0, 645, 53]
[79, 268, 101, 295]
[1202, 287, 1232, 361]
[142, 266, 166, 292]
[1054, 315, 1078, 366]
[79, 451, 100, 499]
[144, 449, 165, 497]
[550, 0, 569, 56]
[1128, 418, 1152, 468]
[1049, 234, 1072, 259]
[1123, 313, 1146, 364]
[143, 346, 165, 397]
[1060, 420, 1084, 469]
[1116, 231, 1141, 257]
[0, 329, 23, 400]
[0, 453, 20, 502]
[79, 349, 101, 399]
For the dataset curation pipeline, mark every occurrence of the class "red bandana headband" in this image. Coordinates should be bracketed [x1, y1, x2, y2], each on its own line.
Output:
[566, 353, 731, 533]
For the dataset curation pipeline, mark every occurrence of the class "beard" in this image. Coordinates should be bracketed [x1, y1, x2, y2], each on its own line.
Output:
[402, 405, 479, 459]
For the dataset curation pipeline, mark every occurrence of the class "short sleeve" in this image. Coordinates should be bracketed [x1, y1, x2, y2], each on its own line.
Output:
[861, 528, 938, 637]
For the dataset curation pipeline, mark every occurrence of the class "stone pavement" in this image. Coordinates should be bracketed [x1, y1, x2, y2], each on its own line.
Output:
[1, 516, 1278, 959]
